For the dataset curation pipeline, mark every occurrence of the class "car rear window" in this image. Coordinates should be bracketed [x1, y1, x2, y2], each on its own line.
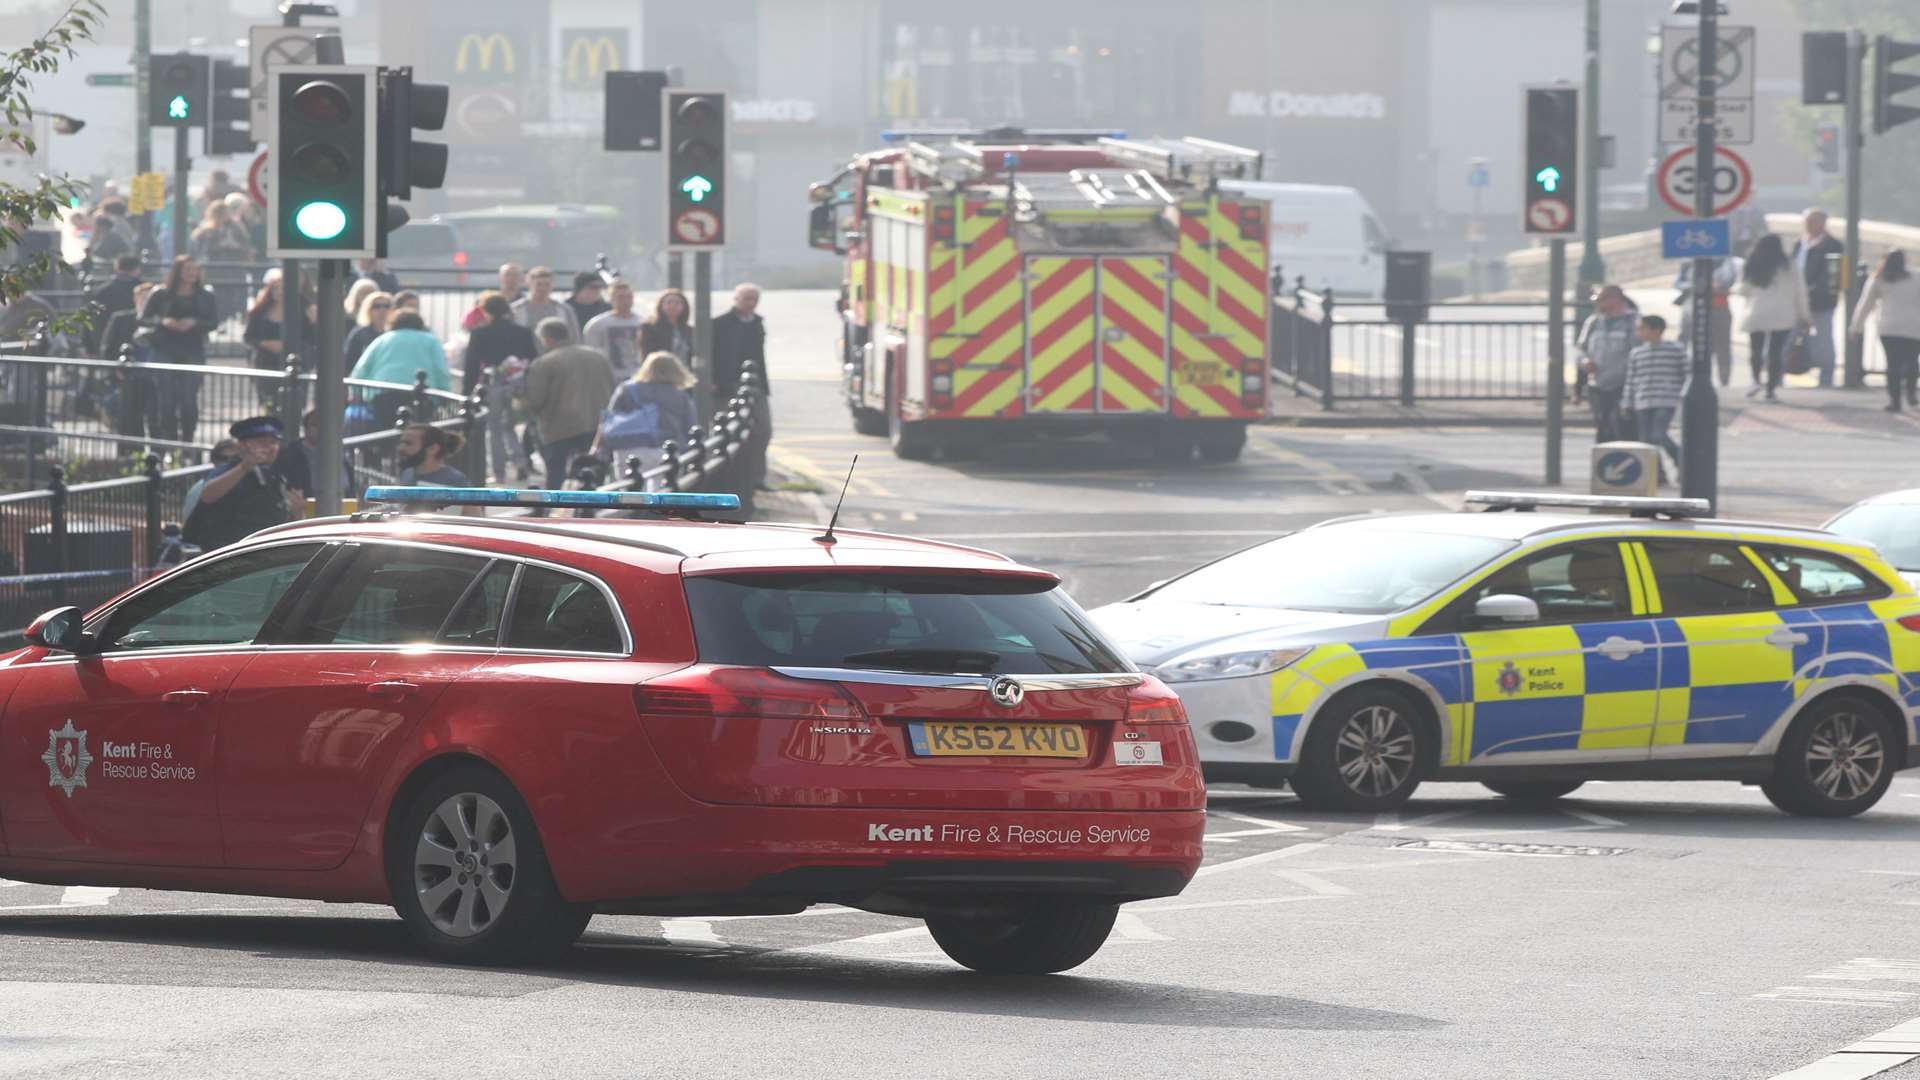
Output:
[683, 573, 1128, 676]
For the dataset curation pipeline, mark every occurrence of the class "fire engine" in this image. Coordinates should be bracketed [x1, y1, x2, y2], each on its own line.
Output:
[808, 130, 1271, 461]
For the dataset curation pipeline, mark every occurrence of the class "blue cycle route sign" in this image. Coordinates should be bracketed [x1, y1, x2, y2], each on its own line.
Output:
[1661, 219, 1730, 259]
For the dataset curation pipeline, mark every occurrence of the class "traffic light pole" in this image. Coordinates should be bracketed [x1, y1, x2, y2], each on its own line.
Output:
[170, 125, 189, 261]
[694, 250, 713, 393]
[1681, 0, 1720, 511]
[1843, 28, 1866, 389]
[1546, 239, 1566, 486]
[312, 259, 345, 517]
[1576, 0, 1605, 314]
[134, 0, 153, 251]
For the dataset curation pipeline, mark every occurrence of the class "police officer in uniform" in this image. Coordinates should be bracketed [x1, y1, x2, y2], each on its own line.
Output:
[183, 416, 297, 551]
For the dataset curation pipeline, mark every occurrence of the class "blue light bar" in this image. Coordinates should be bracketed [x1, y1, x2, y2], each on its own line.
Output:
[362, 487, 741, 511]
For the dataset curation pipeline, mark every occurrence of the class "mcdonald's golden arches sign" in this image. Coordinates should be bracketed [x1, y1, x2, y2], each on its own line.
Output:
[453, 31, 516, 83]
[561, 29, 628, 89]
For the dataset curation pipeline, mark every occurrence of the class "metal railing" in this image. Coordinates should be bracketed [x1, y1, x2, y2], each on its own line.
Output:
[1268, 272, 1575, 407]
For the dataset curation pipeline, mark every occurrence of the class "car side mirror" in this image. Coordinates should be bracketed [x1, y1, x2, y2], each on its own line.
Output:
[1468, 594, 1540, 627]
[24, 606, 89, 653]
[809, 203, 844, 254]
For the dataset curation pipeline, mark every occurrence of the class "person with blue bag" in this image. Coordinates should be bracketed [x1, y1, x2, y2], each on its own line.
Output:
[594, 351, 698, 472]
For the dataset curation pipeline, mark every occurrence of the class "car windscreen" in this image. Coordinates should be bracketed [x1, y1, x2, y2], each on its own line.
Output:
[683, 573, 1128, 675]
[388, 224, 456, 258]
[1148, 527, 1516, 614]
[1825, 503, 1920, 571]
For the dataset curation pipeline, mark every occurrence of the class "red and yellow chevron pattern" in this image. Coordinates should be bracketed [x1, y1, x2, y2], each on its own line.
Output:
[1171, 197, 1268, 419]
[1025, 256, 1098, 413]
[930, 203, 1025, 418]
[1097, 256, 1172, 413]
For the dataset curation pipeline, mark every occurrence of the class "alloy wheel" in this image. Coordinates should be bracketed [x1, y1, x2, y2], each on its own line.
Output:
[1806, 710, 1885, 803]
[1334, 704, 1416, 798]
[414, 792, 518, 938]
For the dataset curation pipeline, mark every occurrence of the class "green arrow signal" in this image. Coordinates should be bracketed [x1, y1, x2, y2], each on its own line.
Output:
[1534, 165, 1562, 192]
[681, 175, 714, 202]
[168, 94, 189, 119]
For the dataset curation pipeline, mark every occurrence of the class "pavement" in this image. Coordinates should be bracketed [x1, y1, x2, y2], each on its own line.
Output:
[4, 287, 1920, 1079]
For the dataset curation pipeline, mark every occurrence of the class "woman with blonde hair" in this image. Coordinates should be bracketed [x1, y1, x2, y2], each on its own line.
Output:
[594, 350, 699, 467]
[344, 278, 377, 321]
[344, 289, 393, 369]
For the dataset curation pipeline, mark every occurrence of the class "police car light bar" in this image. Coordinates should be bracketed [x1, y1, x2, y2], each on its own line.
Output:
[362, 487, 742, 511]
[1463, 491, 1712, 518]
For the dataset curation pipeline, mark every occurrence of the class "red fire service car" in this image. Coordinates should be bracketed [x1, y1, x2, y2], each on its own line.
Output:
[0, 488, 1203, 973]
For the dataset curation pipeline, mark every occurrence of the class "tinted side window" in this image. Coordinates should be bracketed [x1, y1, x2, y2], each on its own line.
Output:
[291, 546, 489, 645]
[506, 566, 625, 654]
[1755, 547, 1888, 605]
[1450, 542, 1632, 626]
[99, 543, 320, 650]
[1644, 541, 1772, 615]
[438, 562, 514, 647]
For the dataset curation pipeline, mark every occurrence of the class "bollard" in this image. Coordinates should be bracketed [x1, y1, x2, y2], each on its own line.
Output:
[660, 440, 681, 490]
[142, 451, 164, 568]
[48, 463, 68, 606]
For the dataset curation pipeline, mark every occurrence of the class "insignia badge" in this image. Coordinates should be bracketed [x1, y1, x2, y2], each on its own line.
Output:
[41, 719, 93, 798]
[1496, 661, 1523, 697]
[988, 676, 1025, 709]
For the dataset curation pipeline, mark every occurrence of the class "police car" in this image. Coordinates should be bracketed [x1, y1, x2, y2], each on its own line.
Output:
[1092, 492, 1920, 818]
[0, 488, 1202, 973]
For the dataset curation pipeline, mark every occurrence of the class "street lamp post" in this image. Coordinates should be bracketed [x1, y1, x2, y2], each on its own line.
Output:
[1679, 0, 1720, 509]
[1577, 0, 1606, 313]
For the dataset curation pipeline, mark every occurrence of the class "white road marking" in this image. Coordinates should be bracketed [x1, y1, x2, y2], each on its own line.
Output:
[1813, 960, 1920, 983]
[789, 924, 933, 952]
[659, 919, 722, 946]
[1210, 810, 1308, 834]
[59, 886, 116, 907]
[1372, 809, 1473, 832]
[1753, 987, 1916, 1008]
[1273, 870, 1354, 896]
[1134, 893, 1345, 915]
[1194, 842, 1323, 878]
[0, 878, 25, 888]
[1768, 1016, 1920, 1079]
[705, 905, 859, 921]
[1112, 913, 1169, 941]
[1563, 808, 1624, 828]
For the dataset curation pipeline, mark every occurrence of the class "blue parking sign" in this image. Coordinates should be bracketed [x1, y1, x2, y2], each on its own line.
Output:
[1661, 219, 1731, 259]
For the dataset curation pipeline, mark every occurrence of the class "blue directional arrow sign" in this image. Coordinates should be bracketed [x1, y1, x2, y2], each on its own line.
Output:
[680, 175, 714, 202]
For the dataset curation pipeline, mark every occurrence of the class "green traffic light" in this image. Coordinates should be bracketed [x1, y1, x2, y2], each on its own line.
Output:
[294, 200, 348, 241]
[168, 94, 190, 120]
[1534, 165, 1562, 192]
[681, 175, 714, 202]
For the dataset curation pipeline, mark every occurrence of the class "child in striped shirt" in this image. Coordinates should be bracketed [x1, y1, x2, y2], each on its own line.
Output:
[1624, 314, 1689, 483]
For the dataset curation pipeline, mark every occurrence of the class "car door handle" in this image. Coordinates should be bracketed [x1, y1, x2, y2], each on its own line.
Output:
[367, 681, 420, 701]
[1596, 636, 1647, 660]
[1766, 629, 1811, 648]
[162, 689, 212, 708]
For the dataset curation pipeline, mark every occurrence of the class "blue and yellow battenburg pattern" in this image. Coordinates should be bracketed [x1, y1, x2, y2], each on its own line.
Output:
[1266, 542, 1920, 766]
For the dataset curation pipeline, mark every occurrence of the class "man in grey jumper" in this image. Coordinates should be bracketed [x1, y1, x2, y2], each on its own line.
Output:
[1577, 285, 1638, 443]
[511, 266, 580, 343]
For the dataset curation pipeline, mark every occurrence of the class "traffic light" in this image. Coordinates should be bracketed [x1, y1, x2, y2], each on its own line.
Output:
[606, 70, 668, 152]
[375, 67, 449, 254]
[1522, 86, 1578, 235]
[665, 89, 726, 249]
[148, 52, 209, 127]
[1801, 32, 1848, 106]
[206, 59, 255, 156]
[1872, 36, 1920, 135]
[1813, 122, 1841, 173]
[268, 65, 377, 259]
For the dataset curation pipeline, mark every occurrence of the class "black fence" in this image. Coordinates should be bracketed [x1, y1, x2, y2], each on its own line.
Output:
[1269, 277, 1576, 407]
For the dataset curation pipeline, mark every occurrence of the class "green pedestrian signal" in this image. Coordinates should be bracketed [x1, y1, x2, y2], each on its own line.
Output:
[681, 175, 713, 202]
[1534, 165, 1561, 192]
[168, 94, 190, 120]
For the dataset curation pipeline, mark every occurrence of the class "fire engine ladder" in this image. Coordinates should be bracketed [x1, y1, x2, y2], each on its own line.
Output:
[903, 140, 987, 187]
[1096, 137, 1264, 186]
[1007, 170, 1175, 221]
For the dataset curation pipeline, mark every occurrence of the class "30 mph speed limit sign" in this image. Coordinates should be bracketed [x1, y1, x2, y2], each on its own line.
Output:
[1656, 145, 1754, 218]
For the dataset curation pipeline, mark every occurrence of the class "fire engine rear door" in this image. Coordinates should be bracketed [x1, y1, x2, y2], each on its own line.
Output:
[1022, 256, 1098, 414]
[1094, 256, 1173, 414]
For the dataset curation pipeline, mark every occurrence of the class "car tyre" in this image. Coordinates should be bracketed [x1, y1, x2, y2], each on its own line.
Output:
[851, 406, 888, 437]
[1761, 697, 1898, 818]
[887, 376, 933, 461]
[1195, 424, 1247, 462]
[926, 899, 1118, 975]
[389, 765, 590, 965]
[1482, 780, 1585, 802]
[1290, 686, 1427, 812]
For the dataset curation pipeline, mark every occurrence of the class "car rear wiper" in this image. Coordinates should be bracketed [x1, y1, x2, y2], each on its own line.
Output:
[840, 648, 1001, 674]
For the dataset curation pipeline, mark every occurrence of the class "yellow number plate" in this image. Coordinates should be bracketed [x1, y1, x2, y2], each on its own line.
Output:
[908, 721, 1088, 758]
[1178, 361, 1225, 387]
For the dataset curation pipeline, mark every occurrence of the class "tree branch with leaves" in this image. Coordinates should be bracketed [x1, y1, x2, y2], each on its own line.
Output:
[1, 0, 107, 338]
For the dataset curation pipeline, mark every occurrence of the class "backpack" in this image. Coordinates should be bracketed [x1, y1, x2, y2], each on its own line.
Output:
[600, 385, 662, 451]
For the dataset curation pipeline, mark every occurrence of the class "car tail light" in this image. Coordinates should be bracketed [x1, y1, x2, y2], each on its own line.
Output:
[1236, 204, 1263, 242]
[1898, 615, 1920, 633]
[1240, 357, 1265, 408]
[638, 666, 868, 722]
[1125, 676, 1188, 725]
[453, 250, 468, 267]
[932, 203, 956, 246]
[930, 358, 955, 410]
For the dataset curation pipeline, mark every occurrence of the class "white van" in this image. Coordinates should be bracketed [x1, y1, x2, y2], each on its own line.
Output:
[1220, 181, 1391, 298]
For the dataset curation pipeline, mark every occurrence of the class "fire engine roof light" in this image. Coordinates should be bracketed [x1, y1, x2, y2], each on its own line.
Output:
[362, 487, 742, 511]
[1463, 491, 1713, 518]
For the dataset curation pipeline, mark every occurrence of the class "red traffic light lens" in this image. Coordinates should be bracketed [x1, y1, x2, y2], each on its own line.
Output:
[291, 81, 352, 126]
[289, 141, 352, 183]
[676, 96, 719, 126]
